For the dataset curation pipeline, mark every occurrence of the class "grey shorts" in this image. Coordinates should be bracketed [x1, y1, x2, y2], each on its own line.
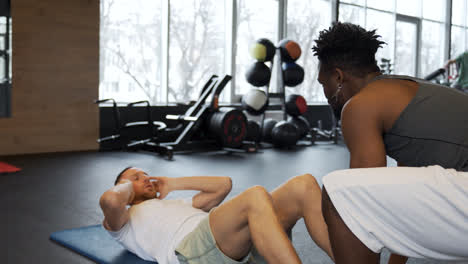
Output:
[175, 215, 252, 264]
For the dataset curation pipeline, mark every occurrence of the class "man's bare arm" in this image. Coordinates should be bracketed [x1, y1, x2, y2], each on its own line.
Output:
[153, 176, 232, 212]
[388, 254, 408, 264]
[342, 98, 408, 264]
[99, 180, 134, 231]
[341, 97, 387, 168]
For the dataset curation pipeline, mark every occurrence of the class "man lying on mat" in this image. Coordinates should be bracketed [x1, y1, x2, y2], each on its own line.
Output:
[311, 22, 468, 264]
[99, 167, 334, 264]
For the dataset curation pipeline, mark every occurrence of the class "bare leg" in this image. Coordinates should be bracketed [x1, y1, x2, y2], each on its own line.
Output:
[270, 174, 334, 261]
[322, 187, 380, 264]
[209, 186, 301, 264]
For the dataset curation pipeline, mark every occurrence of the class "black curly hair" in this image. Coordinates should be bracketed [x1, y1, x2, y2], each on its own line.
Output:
[312, 22, 386, 77]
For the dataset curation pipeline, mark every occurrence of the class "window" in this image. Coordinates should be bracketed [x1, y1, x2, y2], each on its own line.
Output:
[100, 0, 163, 103]
[340, 0, 364, 5]
[453, 0, 465, 25]
[339, 2, 396, 71]
[338, 0, 452, 78]
[235, 0, 279, 97]
[396, 0, 421, 17]
[451, 0, 468, 60]
[366, 9, 395, 65]
[339, 4, 365, 25]
[99, 0, 464, 105]
[420, 20, 445, 77]
[0, 4, 11, 118]
[422, 0, 446, 21]
[168, 0, 226, 103]
[394, 18, 419, 75]
[286, 0, 331, 102]
[367, 0, 394, 12]
[100, 0, 335, 105]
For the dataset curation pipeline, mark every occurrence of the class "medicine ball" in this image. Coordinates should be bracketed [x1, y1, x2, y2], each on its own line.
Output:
[242, 89, 269, 116]
[288, 116, 310, 139]
[278, 39, 301, 62]
[250, 38, 276, 62]
[261, 118, 277, 143]
[271, 121, 299, 148]
[285, 94, 307, 117]
[245, 120, 261, 142]
[282, 62, 304, 87]
[245, 62, 271, 87]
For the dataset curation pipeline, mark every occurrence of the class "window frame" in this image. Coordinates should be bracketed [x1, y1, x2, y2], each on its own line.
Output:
[100, 0, 337, 105]
[99, 0, 465, 105]
[395, 14, 421, 76]
[337, 0, 456, 78]
[0, 15, 11, 118]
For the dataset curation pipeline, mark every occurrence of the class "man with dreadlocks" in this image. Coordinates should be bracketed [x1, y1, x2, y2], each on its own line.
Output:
[311, 22, 468, 264]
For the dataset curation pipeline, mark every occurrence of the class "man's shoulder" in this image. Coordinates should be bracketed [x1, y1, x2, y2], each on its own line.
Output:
[342, 86, 392, 133]
[353, 79, 416, 111]
[343, 89, 382, 117]
[341, 95, 380, 130]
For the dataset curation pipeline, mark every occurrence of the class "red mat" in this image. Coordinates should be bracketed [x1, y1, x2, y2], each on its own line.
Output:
[0, 162, 22, 173]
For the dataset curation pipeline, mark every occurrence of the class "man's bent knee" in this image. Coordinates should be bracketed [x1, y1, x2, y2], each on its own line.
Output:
[246, 185, 271, 199]
[244, 186, 273, 210]
[289, 174, 320, 197]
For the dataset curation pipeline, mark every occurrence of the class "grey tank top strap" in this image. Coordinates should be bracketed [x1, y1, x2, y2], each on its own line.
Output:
[373, 75, 468, 171]
[369, 74, 421, 83]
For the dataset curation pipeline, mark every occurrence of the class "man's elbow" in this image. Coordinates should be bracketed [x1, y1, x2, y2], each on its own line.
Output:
[99, 191, 121, 211]
[214, 177, 232, 205]
[222, 177, 232, 195]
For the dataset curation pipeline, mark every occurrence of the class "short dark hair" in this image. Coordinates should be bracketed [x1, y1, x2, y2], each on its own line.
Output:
[114, 166, 133, 185]
[312, 22, 386, 77]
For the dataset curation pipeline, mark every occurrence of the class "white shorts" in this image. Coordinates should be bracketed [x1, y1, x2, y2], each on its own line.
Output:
[322, 165, 468, 260]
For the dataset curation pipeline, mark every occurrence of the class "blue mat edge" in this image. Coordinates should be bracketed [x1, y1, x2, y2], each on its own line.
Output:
[50, 224, 157, 264]
[50, 225, 107, 264]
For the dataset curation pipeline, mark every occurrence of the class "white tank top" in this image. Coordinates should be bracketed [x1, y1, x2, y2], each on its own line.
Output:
[106, 198, 208, 264]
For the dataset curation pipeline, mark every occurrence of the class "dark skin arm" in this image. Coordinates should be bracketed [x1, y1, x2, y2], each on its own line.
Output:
[341, 95, 387, 168]
[388, 254, 409, 264]
[341, 96, 408, 264]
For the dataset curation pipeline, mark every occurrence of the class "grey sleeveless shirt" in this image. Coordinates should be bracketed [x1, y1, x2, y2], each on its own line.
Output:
[372, 75, 468, 171]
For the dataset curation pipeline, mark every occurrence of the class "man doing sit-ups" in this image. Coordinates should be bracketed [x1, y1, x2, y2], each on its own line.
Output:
[99, 167, 334, 264]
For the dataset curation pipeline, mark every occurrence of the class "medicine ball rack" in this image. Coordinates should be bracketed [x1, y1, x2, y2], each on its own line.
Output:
[244, 38, 341, 147]
[244, 38, 308, 147]
[96, 75, 257, 160]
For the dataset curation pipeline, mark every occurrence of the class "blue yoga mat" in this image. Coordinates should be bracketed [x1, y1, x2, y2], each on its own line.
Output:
[50, 224, 156, 264]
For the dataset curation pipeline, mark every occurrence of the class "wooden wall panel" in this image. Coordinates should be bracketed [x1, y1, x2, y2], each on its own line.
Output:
[0, 0, 99, 155]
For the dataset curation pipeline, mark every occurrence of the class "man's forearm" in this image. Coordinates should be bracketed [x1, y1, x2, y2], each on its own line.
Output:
[99, 181, 134, 231]
[169, 176, 231, 193]
[100, 181, 134, 208]
[168, 176, 232, 212]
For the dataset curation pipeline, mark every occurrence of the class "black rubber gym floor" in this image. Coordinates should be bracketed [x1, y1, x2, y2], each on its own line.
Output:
[2, 145, 464, 264]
